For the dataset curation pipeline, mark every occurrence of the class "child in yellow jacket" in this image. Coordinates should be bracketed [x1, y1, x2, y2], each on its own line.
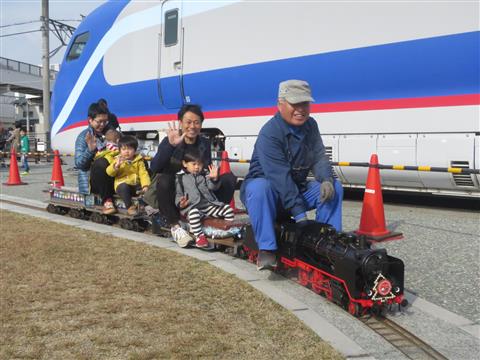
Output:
[106, 135, 150, 215]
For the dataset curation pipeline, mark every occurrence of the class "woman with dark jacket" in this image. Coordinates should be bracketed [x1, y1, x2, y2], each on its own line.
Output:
[149, 104, 236, 247]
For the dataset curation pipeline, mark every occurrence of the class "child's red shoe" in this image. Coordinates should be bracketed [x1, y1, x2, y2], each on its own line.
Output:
[195, 234, 209, 248]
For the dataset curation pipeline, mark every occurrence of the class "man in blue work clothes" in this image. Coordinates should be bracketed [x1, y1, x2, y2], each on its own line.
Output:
[240, 80, 343, 270]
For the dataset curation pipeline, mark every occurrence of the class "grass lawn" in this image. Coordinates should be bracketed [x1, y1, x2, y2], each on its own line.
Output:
[0, 211, 343, 359]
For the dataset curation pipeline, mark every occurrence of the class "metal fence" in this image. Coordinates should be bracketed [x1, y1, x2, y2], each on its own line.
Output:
[0, 57, 57, 80]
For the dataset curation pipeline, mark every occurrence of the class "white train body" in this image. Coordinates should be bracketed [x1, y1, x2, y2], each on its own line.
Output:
[51, 0, 480, 197]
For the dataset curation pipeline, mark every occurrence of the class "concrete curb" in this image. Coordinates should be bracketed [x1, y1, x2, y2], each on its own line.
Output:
[1, 195, 372, 359]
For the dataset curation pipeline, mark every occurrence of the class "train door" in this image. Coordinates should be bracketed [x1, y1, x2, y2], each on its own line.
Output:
[159, 1, 184, 109]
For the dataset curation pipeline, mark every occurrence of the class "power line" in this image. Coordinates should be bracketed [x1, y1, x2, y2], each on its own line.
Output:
[0, 29, 41, 38]
[0, 20, 40, 29]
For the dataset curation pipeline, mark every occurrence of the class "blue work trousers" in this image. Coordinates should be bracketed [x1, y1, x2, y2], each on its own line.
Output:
[241, 178, 343, 251]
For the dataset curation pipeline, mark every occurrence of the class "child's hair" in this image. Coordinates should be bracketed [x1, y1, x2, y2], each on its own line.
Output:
[118, 135, 138, 150]
[182, 148, 204, 164]
[105, 129, 120, 143]
[20, 128, 26, 134]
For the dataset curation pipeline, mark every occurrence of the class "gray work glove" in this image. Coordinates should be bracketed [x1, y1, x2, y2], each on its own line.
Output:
[320, 181, 335, 203]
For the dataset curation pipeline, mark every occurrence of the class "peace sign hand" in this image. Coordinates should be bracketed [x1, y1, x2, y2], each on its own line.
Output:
[167, 121, 185, 146]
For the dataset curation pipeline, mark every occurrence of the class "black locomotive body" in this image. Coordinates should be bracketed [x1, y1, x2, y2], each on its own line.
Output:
[275, 221, 405, 316]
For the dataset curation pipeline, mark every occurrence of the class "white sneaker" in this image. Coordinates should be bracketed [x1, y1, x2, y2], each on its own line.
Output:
[171, 226, 193, 248]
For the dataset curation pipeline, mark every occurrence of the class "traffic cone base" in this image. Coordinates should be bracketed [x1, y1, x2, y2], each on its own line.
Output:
[3, 149, 27, 186]
[356, 154, 403, 242]
[3, 182, 28, 186]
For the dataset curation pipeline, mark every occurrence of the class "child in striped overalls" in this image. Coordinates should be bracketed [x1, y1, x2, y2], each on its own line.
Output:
[175, 148, 234, 248]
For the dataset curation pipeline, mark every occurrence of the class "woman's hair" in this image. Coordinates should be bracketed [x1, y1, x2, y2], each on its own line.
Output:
[182, 148, 204, 164]
[177, 104, 204, 122]
[118, 135, 138, 150]
[88, 102, 108, 119]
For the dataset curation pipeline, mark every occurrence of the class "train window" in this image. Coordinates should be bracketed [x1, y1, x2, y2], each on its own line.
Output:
[164, 9, 178, 46]
[66, 32, 90, 61]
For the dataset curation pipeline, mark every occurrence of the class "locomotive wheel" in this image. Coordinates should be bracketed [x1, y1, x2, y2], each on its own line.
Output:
[298, 269, 310, 287]
[69, 208, 84, 219]
[133, 219, 147, 232]
[46, 204, 57, 213]
[120, 218, 135, 230]
[348, 302, 362, 317]
[90, 212, 105, 224]
[56, 206, 68, 215]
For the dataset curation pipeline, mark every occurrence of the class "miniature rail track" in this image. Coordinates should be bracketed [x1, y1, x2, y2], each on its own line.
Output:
[360, 315, 448, 360]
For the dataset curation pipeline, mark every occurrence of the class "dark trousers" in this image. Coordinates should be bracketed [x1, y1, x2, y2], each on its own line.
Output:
[156, 171, 237, 227]
[116, 183, 136, 208]
[90, 158, 115, 202]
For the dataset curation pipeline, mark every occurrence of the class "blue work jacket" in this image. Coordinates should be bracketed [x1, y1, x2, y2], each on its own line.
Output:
[242, 112, 333, 217]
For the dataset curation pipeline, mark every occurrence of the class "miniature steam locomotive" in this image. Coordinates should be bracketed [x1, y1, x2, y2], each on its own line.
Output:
[243, 221, 406, 316]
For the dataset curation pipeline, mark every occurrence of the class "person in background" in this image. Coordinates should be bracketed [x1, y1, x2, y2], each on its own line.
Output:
[175, 148, 234, 248]
[19, 128, 30, 175]
[240, 80, 343, 270]
[106, 135, 150, 216]
[74, 102, 116, 214]
[147, 104, 236, 248]
[6, 124, 21, 153]
[98, 98, 120, 133]
[0, 125, 8, 167]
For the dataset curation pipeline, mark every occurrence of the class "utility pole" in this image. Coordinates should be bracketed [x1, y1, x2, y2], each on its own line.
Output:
[41, 0, 50, 148]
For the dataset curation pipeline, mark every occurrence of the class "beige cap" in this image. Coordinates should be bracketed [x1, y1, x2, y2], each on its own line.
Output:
[278, 79, 314, 104]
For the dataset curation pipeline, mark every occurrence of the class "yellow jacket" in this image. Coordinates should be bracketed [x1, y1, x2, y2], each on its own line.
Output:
[95, 148, 118, 161]
[106, 154, 151, 190]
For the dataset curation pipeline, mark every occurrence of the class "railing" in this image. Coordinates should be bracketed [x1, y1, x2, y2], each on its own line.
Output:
[0, 57, 57, 80]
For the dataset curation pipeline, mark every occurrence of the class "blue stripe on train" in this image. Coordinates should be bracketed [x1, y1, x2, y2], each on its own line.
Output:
[54, 31, 480, 131]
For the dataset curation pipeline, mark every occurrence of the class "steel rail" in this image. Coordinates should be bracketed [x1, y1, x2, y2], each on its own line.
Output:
[361, 315, 448, 360]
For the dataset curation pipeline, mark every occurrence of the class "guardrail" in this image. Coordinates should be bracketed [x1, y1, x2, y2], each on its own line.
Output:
[1, 151, 479, 175]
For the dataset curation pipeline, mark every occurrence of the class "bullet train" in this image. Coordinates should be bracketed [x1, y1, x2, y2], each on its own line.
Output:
[51, 0, 480, 197]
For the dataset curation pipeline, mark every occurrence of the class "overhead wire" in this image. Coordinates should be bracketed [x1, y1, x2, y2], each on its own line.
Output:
[0, 20, 40, 28]
[0, 29, 41, 38]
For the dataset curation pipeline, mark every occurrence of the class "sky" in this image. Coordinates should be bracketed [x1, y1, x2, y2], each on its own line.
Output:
[0, 0, 105, 66]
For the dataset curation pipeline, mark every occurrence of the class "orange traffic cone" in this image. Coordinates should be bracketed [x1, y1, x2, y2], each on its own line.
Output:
[3, 148, 27, 186]
[355, 154, 403, 242]
[218, 151, 243, 214]
[50, 150, 65, 188]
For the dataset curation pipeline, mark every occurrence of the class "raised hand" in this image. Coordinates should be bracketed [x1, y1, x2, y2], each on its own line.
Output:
[167, 121, 185, 146]
[208, 164, 218, 181]
[178, 194, 189, 209]
[85, 131, 97, 152]
[114, 155, 124, 170]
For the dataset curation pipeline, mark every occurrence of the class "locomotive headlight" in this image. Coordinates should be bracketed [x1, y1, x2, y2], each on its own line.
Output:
[377, 279, 392, 296]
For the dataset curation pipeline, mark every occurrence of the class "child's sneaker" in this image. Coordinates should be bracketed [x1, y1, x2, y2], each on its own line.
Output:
[195, 234, 209, 248]
[20, 171, 29, 175]
[127, 205, 137, 216]
[171, 226, 193, 248]
[102, 200, 117, 215]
